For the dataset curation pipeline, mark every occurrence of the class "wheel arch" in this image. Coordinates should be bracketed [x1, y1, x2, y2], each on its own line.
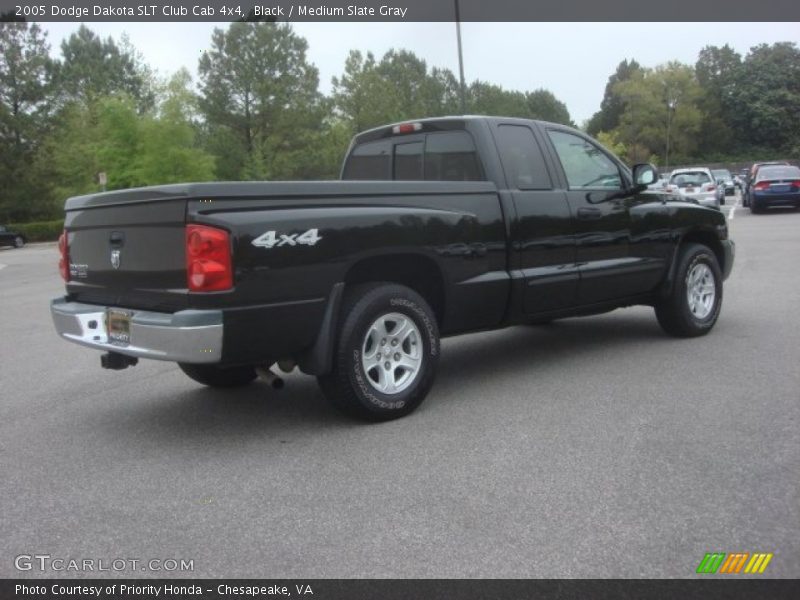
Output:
[660, 228, 725, 300]
[297, 253, 446, 377]
[343, 252, 446, 326]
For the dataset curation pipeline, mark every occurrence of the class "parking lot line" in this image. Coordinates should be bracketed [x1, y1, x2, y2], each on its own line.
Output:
[728, 196, 741, 221]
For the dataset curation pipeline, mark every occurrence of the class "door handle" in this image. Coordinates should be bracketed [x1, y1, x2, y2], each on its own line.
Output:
[577, 207, 602, 220]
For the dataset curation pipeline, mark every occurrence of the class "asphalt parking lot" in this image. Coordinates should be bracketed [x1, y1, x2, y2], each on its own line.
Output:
[1, 198, 798, 578]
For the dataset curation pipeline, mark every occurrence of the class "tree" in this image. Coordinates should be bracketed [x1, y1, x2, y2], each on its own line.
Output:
[332, 49, 461, 135]
[36, 87, 216, 204]
[198, 22, 325, 180]
[332, 50, 396, 133]
[694, 45, 741, 156]
[0, 22, 55, 221]
[613, 62, 703, 164]
[467, 81, 528, 117]
[57, 25, 148, 109]
[725, 42, 800, 153]
[696, 44, 741, 90]
[586, 59, 641, 136]
[524, 89, 573, 125]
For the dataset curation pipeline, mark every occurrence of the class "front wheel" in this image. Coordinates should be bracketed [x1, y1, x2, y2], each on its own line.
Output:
[318, 283, 440, 421]
[178, 363, 257, 388]
[655, 244, 723, 337]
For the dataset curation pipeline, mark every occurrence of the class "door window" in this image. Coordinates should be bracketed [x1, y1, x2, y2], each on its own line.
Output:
[547, 130, 622, 190]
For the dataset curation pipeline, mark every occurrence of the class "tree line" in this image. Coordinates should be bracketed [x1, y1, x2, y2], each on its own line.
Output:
[0, 21, 572, 223]
[1, 21, 798, 224]
[586, 43, 800, 168]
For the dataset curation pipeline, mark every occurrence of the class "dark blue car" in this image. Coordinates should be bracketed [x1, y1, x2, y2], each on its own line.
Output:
[750, 165, 800, 213]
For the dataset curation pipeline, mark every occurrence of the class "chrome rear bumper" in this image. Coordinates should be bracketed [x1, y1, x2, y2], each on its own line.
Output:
[50, 298, 223, 363]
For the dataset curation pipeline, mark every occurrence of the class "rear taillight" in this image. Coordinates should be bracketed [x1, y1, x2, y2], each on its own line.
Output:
[754, 181, 770, 191]
[185, 224, 232, 292]
[706, 184, 716, 192]
[58, 230, 69, 282]
[791, 180, 800, 188]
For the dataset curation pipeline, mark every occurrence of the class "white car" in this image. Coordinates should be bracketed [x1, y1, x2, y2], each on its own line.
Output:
[667, 167, 720, 209]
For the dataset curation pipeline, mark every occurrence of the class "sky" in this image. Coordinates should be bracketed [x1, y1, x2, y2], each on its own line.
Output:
[41, 22, 800, 125]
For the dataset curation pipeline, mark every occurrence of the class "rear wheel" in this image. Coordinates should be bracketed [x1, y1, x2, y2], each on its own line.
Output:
[178, 363, 257, 388]
[318, 283, 439, 421]
[655, 243, 722, 338]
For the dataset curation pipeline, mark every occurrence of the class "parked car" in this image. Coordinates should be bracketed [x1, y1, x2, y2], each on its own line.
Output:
[749, 164, 800, 213]
[0, 225, 26, 249]
[711, 169, 735, 196]
[667, 168, 720, 209]
[647, 173, 669, 192]
[50, 116, 734, 421]
[743, 161, 790, 207]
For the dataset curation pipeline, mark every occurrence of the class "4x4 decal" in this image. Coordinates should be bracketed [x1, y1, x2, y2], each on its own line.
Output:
[251, 228, 322, 249]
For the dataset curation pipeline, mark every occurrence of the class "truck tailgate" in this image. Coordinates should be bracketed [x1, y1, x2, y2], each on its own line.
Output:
[64, 196, 188, 311]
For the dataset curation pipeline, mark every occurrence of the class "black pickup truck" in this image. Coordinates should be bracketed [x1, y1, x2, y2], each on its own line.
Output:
[51, 116, 734, 420]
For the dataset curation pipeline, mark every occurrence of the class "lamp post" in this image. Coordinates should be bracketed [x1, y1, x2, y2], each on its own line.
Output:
[661, 79, 682, 172]
[454, 0, 467, 114]
[664, 90, 679, 172]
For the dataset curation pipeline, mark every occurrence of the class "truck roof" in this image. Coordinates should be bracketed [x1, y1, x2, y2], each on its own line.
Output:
[352, 115, 578, 145]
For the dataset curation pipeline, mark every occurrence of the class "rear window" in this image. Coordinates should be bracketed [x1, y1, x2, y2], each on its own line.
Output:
[342, 140, 391, 180]
[343, 130, 484, 181]
[756, 166, 800, 181]
[670, 171, 711, 187]
[394, 141, 423, 180]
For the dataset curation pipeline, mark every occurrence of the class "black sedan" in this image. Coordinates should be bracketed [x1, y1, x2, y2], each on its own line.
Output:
[750, 165, 800, 213]
[0, 225, 26, 249]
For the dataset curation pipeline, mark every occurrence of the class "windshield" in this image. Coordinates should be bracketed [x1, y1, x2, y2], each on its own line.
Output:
[670, 171, 711, 187]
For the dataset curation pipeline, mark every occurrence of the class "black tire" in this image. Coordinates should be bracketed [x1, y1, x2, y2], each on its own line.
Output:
[750, 200, 761, 214]
[178, 363, 257, 388]
[14, 236, 25, 248]
[318, 283, 440, 421]
[655, 243, 723, 338]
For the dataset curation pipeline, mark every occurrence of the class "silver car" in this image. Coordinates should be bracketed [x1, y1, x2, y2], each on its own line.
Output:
[667, 168, 720, 209]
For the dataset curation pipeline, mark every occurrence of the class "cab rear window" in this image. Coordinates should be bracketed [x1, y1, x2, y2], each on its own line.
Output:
[342, 140, 391, 180]
[343, 131, 484, 181]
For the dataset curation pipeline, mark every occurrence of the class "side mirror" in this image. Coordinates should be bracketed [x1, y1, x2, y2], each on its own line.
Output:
[632, 163, 658, 188]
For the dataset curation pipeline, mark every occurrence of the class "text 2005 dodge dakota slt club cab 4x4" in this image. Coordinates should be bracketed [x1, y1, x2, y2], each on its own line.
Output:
[51, 117, 734, 421]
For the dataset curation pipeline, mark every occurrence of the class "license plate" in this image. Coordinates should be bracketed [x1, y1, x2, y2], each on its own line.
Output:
[686, 187, 695, 193]
[772, 184, 789, 192]
[106, 309, 132, 344]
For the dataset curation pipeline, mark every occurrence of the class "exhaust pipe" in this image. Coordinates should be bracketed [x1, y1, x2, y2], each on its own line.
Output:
[101, 352, 138, 370]
[256, 366, 284, 390]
